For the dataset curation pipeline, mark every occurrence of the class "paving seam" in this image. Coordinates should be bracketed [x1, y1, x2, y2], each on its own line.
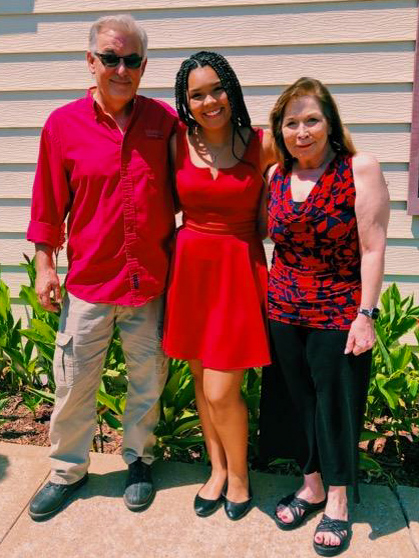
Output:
[0, 469, 49, 547]
[392, 485, 419, 556]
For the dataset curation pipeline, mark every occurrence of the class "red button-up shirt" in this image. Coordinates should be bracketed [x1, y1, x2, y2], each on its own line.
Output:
[27, 90, 177, 306]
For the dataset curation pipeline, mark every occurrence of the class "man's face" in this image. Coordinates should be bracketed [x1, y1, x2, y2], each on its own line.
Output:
[87, 26, 146, 108]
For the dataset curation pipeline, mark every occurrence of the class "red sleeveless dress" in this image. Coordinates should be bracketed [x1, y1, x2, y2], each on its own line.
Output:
[163, 125, 270, 370]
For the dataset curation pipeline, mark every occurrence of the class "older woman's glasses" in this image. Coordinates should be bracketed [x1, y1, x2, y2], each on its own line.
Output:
[94, 52, 143, 69]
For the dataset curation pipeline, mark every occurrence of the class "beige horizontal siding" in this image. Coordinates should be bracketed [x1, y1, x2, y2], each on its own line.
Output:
[0, 0, 416, 310]
[0, 5, 415, 54]
[0, 87, 412, 128]
[0, 0, 370, 14]
[0, 47, 415, 92]
[0, 128, 410, 165]
[2, 238, 417, 275]
[0, 164, 409, 201]
[0, 201, 415, 237]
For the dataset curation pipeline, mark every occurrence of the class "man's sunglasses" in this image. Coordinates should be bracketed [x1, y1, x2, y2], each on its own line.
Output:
[94, 52, 143, 69]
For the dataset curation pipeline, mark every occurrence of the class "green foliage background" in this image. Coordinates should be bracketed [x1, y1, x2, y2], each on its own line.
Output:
[0, 257, 418, 476]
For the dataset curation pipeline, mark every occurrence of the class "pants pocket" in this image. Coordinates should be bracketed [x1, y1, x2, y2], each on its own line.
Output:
[53, 332, 74, 387]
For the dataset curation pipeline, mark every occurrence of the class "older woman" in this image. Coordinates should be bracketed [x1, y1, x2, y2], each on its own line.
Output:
[259, 77, 389, 556]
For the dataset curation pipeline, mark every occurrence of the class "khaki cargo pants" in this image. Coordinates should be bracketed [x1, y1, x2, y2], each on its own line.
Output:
[49, 292, 168, 485]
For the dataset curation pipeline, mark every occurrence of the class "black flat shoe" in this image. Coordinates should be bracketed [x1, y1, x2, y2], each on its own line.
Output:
[224, 484, 253, 521]
[194, 492, 224, 517]
[275, 492, 327, 531]
[313, 514, 351, 556]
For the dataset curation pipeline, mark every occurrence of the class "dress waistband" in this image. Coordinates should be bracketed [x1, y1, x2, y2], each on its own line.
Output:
[184, 218, 256, 236]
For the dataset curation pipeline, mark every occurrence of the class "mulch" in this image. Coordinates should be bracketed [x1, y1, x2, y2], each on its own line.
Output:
[1, 395, 418, 488]
[0, 396, 122, 454]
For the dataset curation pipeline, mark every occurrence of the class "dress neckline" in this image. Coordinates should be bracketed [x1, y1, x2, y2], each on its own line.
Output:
[183, 127, 256, 177]
[285, 156, 337, 211]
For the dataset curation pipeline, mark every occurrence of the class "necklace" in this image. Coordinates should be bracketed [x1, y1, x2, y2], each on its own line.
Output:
[196, 129, 232, 165]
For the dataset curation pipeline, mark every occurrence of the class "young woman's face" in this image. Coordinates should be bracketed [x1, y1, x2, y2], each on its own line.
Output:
[187, 65, 232, 131]
[281, 95, 331, 165]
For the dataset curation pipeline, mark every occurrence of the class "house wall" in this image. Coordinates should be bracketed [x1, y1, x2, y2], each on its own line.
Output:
[0, 0, 417, 322]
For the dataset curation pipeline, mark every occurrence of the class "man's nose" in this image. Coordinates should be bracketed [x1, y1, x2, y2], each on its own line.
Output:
[115, 60, 128, 75]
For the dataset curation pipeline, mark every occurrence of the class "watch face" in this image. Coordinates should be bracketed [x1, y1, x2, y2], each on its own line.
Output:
[371, 308, 380, 319]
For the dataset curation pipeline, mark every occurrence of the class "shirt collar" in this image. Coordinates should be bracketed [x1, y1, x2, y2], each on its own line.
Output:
[86, 87, 140, 121]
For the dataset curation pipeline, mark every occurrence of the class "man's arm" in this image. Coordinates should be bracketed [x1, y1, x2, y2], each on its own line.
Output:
[35, 243, 62, 312]
[27, 117, 70, 311]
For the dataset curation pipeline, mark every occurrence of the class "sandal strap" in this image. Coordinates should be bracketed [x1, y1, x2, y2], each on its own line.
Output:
[276, 493, 325, 522]
[315, 514, 349, 541]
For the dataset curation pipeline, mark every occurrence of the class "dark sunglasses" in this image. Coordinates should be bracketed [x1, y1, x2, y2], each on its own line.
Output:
[94, 52, 143, 69]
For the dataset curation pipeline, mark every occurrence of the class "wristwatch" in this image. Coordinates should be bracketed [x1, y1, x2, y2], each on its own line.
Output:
[358, 307, 380, 320]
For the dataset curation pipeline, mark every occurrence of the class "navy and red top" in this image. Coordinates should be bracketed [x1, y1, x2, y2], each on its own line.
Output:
[268, 154, 361, 330]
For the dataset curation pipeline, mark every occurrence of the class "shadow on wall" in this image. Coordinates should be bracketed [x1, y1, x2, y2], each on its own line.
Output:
[0, 1, 35, 15]
[0, 455, 9, 483]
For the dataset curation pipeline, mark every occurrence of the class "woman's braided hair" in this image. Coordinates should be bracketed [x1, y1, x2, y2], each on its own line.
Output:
[175, 51, 254, 163]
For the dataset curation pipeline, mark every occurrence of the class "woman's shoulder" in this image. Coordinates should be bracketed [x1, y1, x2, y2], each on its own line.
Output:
[351, 151, 380, 174]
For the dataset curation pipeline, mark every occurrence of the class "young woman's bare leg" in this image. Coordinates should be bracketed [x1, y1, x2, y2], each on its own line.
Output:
[203, 368, 249, 503]
[189, 359, 227, 499]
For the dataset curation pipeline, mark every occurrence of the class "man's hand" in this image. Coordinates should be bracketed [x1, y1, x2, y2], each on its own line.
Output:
[35, 244, 62, 312]
[344, 314, 375, 356]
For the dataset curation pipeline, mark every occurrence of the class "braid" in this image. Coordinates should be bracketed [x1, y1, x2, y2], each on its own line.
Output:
[174, 50, 252, 134]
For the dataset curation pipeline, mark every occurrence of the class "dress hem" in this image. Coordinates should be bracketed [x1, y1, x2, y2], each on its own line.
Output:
[163, 348, 271, 371]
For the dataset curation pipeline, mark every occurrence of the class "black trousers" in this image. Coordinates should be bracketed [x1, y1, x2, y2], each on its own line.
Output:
[259, 320, 371, 500]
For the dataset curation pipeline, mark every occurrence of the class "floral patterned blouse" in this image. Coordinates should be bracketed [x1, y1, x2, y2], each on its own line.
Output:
[268, 155, 361, 330]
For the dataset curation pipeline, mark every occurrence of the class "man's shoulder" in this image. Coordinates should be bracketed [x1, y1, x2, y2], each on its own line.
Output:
[138, 96, 178, 120]
[45, 95, 91, 129]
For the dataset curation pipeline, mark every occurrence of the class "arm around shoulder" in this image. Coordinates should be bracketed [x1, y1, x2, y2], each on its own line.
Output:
[260, 129, 276, 174]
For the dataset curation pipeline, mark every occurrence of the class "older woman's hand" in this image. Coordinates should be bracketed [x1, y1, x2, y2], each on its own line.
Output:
[344, 314, 376, 356]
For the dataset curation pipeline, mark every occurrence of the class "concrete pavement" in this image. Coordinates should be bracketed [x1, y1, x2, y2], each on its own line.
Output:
[0, 441, 417, 558]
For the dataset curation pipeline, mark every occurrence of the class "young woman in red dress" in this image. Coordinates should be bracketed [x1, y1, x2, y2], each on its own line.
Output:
[163, 51, 275, 520]
[259, 78, 389, 555]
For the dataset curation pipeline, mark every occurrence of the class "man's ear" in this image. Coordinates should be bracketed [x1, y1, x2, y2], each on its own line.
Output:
[86, 51, 96, 75]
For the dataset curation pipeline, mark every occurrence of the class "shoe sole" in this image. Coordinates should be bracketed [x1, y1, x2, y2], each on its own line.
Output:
[28, 474, 88, 521]
[313, 539, 349, 557]
[123, 488, 156, 512]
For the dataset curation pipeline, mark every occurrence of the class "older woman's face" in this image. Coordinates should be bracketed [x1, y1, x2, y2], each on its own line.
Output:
[281, 95, 330, 166]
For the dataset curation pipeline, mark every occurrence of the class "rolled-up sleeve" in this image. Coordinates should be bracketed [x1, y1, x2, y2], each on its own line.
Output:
[27, 118, 70, 248]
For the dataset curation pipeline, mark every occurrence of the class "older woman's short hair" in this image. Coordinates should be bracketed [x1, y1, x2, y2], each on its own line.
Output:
[88, 14, 148, 56]
[270, 77, 356, 170]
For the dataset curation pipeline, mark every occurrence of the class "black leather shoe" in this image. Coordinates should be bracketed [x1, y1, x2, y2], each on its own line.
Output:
[28, 473, 88, 521]
[123, 458, 155, 512]
[224, 484, 253, 521]
[194, 492, 224, 517]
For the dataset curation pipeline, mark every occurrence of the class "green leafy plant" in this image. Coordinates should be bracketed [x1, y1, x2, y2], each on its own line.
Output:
[154, 359, 202, 460]
[360, 284, 419, 474]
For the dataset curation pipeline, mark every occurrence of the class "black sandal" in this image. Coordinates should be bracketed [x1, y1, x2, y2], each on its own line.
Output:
[313, 514, 351, 556]
[274, 492, 327, 531]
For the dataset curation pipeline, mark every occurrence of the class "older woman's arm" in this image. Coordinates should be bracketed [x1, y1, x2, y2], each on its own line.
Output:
[345, 153, 390, 355]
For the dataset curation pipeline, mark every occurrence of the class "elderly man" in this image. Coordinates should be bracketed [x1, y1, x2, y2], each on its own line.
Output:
[26, 15, 177, 519]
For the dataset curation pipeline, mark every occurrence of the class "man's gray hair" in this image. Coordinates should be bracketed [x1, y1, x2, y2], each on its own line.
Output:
[88, 14, 148, 56]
